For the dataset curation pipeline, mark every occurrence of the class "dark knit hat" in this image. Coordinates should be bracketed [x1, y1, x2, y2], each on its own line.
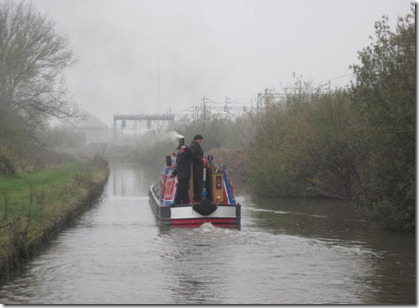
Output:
[193, 134, 204, 140]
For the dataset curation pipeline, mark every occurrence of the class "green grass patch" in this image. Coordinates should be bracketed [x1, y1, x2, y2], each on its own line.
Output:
[0, 160, 85, 191]
[0, 161, 90, 228]
[0, 158, 109, 274]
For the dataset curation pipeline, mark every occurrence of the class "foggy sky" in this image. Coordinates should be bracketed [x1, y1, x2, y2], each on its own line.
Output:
[31, 0, 410, 125]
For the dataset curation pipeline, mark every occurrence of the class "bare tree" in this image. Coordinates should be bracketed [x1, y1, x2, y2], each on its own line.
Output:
[0, 0, 80, 126]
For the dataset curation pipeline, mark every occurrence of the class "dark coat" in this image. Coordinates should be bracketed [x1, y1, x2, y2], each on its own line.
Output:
[189, 140, 204, 201]
[173, 148, 192, 179]
[189, 140, 204, 169]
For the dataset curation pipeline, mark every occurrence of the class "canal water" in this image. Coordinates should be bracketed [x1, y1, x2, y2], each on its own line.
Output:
[0, 161, 415, 304]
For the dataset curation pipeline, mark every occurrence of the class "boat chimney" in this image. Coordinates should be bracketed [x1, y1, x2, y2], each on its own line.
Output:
[165, 156, 171, 167]
[178, 137, 185, 148]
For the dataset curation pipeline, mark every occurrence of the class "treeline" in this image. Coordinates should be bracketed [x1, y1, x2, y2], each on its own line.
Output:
[248, 8, 415, 231]
[177, 6, 415, 231]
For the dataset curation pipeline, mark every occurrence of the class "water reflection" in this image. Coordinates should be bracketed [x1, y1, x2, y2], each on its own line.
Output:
[110, 160, 160, 196]
[244, 195, 416, 304]
[0, 162, 415, 304]
[246, 196, 369, 239]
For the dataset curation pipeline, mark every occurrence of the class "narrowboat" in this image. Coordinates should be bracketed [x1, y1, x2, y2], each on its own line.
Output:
[149, 153, 241, 228]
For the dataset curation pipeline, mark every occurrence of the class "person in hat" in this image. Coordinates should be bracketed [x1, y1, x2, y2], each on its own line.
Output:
[189, 134, 204, 202]
[171, 143, 192, 205]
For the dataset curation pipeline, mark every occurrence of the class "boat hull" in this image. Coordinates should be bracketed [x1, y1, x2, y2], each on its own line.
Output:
[149, 185, 241, 228]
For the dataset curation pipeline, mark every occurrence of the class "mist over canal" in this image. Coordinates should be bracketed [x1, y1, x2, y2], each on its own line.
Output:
[0, 160, 415, 304]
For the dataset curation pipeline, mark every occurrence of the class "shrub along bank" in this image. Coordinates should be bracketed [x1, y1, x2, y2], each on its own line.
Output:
[0, 156, 109, 280]
[247, 8, 415, 232]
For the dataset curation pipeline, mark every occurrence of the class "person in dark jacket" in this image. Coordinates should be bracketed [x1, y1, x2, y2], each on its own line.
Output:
[171, 145, 192, 205]
[189, 134, 204, 202]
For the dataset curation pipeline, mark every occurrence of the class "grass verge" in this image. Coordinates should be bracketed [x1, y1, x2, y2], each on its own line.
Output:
[0, 155, 110, 281]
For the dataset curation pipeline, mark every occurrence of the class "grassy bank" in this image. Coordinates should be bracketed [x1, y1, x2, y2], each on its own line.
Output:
[0, 156, 109, 280]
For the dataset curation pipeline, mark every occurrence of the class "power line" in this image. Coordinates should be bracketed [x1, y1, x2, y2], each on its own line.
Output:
[154, 72, 356, 120]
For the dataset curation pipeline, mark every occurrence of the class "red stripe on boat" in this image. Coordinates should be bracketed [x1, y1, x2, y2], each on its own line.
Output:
[170, 218, 238, 225]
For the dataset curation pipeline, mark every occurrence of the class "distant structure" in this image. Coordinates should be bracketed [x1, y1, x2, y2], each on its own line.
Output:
[71, 115, 111, 146]
[113, 113, 175, 135]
